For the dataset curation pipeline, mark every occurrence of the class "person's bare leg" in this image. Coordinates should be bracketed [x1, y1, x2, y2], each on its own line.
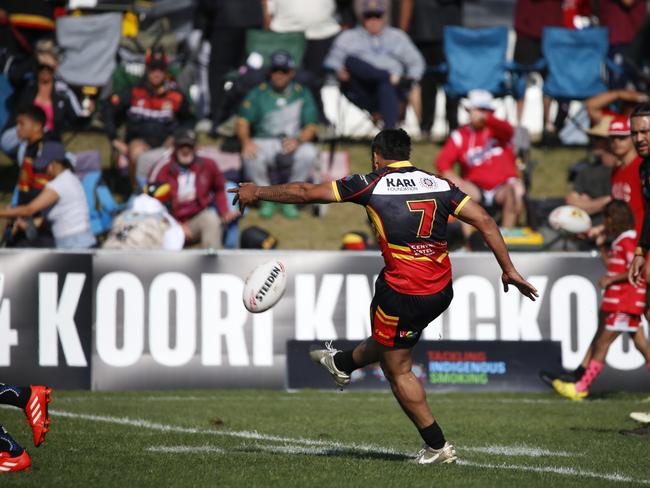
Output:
[632, 328, 650, 363]
[495, 184, 516, 228]
[591, 329, 619, 363]
[380, 347, 434, 428]
[127, 139, 150, 191]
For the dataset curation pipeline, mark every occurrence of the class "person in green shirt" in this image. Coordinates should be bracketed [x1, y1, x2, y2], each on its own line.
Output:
[236, 50, 319, 219]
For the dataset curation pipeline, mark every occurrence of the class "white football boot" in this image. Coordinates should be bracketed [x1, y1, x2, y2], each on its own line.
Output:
[309, 341, 351, 388]
[414, 442, 458, 465]
[630, 412, 650, 424]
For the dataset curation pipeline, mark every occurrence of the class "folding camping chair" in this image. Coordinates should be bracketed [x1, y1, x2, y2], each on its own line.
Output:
[443, 26, 511, 99]
[541, 27, 610, 142]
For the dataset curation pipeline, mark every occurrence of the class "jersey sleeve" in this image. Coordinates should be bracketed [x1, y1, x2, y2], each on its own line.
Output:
[331, 173, 379, 206]
[444, 181, 471, 217]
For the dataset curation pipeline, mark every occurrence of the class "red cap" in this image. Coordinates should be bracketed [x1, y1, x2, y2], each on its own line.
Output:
[608, 117, 631, 136]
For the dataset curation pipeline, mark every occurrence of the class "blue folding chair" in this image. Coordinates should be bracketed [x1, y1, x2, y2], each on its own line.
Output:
[542, 27, 610, 101]
[443, 26, 511, 98]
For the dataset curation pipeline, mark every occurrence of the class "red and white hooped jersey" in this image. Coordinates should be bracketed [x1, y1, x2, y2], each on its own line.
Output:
[332, 161, 470, 295]
[611, 155, 645, 236]
[601, 229, 646, 315]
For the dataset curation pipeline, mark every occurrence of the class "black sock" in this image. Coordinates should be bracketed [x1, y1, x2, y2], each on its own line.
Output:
[573, 366, 586, 380]
[419, 422, 446, 449]
[0, 384, 31, 409]
[0, 426, 24, 455]
[333, 350, 359, 375]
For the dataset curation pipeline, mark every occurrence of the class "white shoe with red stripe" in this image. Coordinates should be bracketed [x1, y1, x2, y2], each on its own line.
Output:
[24, 386, 52, 447]
[0, 450, 31, 473]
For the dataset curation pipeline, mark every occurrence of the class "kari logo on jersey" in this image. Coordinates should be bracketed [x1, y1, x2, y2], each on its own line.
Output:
[386, 178, 417, 190]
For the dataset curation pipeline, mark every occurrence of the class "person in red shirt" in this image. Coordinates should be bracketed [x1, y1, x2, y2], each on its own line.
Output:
[147, 128, 239, 249]
[609, 116, 645, 236]
[435, 90, 524, 229]
[553, 200, 650, 400]
[599, 0, 647, 89]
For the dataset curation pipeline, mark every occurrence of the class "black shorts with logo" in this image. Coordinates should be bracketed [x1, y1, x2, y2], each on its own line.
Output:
[370, 273, 453, 349]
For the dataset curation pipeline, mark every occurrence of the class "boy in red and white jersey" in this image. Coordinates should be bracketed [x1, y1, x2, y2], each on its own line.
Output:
[553, 200, 650, 400]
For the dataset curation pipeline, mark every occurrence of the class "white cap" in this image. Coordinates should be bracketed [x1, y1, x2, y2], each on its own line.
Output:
[466, 89, 495, 111]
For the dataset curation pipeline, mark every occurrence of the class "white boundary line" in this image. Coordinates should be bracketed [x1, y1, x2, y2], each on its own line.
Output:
[457, 460, 650, 485]
[49, 408, 650, 484]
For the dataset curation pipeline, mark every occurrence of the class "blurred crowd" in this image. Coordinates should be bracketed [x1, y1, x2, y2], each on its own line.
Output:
[0, 0, 649, 251]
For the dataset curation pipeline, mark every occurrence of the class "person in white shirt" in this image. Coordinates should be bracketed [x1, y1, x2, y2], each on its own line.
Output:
[262, 0, 341, 120]
[0, 142, 96, 249]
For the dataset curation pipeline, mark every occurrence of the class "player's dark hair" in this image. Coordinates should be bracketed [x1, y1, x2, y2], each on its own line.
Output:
[16, 105, 46, 127]
[604, 199, 635, 238]
[371, 129, 411, 161]
[630, 103, 650, 119]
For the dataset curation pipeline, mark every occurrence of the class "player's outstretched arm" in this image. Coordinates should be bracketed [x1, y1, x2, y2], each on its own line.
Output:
[457, 199, 538, 301]
[229, 181, 337, 211]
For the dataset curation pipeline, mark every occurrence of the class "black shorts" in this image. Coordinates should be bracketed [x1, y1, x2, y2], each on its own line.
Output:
[370, 273, 453, 349]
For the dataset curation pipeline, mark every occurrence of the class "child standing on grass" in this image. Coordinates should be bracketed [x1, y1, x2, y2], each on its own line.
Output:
[553, 200, 650, 400]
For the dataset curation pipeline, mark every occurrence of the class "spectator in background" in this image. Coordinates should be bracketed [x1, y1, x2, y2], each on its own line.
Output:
[4, 105, 54, 247]
[0, 141, 96, 249]
[324, 0, 425, 130]
[148, 128, 239, 249]
[236, 50, 319, 219]
[565, 116, 616, 226]
[435, 90, 524, 229]
[193, 0, 263, 133]
[261, 0, 341, 121]
[599, 0, 647, 89]
[1, 39, 86, 155]
[512, 0, 563, 131]
[398, 0, 462, 138]
[586, 88, 649, 125]
[609, 116, 644, 236]
[104, 48, 194, 192]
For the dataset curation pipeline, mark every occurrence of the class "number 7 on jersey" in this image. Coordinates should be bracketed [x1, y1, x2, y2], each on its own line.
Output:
[406, 199, 437, 238]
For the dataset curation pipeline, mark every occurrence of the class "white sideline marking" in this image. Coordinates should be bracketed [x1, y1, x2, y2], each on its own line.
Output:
[53, 409, 649, 484]
[463, 446, 576, 457]
[49, 409, 406, 455]
[146, 444, 649, 485]
[148, 446, 225, 454]
[457, 460, 650, 485]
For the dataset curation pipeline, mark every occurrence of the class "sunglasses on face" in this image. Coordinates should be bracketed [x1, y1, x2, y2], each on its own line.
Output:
[609, 135, 630, 141]
[363, 12, 384, 19]
[271, 68, 291, 74]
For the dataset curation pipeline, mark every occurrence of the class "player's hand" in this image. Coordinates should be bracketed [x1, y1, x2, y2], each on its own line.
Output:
[502, 270, 538, 301]
[598, 275, 612, 289]
[337, 67, 350, 82]
[228, 182, 259, 212]
[628, 254, 646, 287]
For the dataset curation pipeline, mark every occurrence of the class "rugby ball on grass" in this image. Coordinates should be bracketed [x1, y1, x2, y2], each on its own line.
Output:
[548, 205, 592, 234]
[243, 260, 287, 313]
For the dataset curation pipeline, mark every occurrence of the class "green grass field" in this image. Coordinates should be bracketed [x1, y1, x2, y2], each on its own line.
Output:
[2, 389, 649, 487]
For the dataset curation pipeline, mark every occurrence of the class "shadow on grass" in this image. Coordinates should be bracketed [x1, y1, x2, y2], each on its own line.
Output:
[234, 444, 412, 462]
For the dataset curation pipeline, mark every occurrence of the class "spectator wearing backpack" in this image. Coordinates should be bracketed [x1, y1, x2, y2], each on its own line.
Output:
[148, 128, 239, 249]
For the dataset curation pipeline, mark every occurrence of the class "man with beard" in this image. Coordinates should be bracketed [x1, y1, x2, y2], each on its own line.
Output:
[148, 128, 239, 249]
